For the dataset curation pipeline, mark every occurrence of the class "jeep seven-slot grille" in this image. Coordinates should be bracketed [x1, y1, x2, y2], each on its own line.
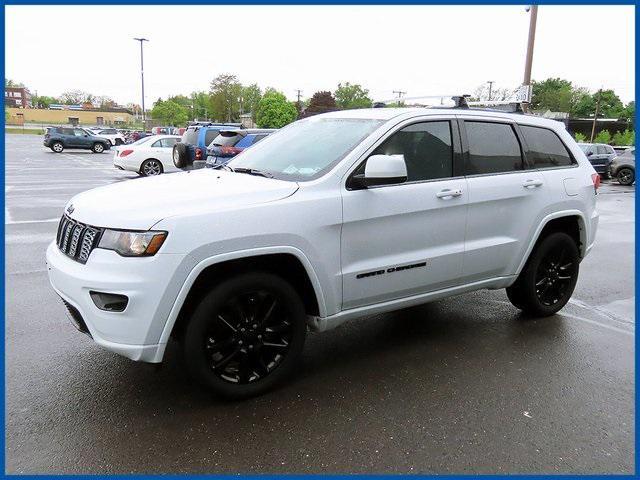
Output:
[56, 215, 103, 264]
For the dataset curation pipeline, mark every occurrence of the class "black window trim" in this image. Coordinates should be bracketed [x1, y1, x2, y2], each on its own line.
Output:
[458, 118, 528, 178]
[345, 117, 464, 191]
[517, 123, 579, 172]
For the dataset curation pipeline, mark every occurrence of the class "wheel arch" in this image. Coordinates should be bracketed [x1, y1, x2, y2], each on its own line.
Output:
[515, 210, 587, 276]
[158, 247, 326, 346]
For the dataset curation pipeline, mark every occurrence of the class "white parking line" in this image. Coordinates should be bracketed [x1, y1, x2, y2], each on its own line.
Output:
[5, 218, 59, 225]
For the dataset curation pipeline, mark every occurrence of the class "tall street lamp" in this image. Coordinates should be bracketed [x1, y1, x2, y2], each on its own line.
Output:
[522, 6, 538, 112]
[133, 37, 149, 129]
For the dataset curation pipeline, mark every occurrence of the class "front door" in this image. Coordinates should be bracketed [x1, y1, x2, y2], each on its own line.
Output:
[341, 119, 468, 310]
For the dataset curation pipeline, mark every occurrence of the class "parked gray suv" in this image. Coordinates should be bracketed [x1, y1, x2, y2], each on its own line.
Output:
[43, 127, 111, 154]
[578, 143, 616, 178]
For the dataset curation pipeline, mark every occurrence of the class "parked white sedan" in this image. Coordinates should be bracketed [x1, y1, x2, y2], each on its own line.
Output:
[113, 135, 181, 176]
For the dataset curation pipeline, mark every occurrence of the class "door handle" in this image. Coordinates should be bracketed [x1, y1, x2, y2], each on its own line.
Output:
[436, 188, 463, 199]
[522, 179, 543, 188]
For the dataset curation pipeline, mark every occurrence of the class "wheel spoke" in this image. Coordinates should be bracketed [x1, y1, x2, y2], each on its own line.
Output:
[259, 297, 277, 327]
[535, 277, 549, 287]
[206, 337, 235, 352]
[237, 351, 252, 383]
[557, 275, 572, 282]
[212, 347, 240, 371]
[217, 314, 237, 332]
[262, 340, 289, 349]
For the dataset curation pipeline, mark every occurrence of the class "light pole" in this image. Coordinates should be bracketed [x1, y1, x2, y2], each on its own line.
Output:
[487, 81, 495, 101]
[522, 5, 538, 112]
[133, 37, 148, 129]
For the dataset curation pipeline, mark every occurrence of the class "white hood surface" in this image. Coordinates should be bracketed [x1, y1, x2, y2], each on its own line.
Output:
[67, 169, 299, 230]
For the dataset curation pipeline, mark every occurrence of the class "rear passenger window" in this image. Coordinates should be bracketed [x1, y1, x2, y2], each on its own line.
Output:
[371, 121, 453, 182]
[520, 125, 573, 168]
[204, 130, 221, 145]
[464, 122, 523, 175]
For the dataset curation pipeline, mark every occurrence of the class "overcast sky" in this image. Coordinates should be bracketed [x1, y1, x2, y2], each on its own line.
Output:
[6, 5, 635, 106]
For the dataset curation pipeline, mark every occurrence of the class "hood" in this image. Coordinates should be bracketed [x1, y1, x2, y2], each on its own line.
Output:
[66, 169, 299, 230]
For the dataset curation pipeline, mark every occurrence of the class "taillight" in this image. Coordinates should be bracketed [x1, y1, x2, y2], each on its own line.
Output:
[591, 173, 601, 193]
[220, 146, 242, 156]
[119, 149, 133, 157]
[195, 148, 203, 160]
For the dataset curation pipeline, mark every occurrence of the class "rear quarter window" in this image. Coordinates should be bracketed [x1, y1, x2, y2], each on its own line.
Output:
[181, 128, 199, 145]
[204, 129, 222, 146]
[520, 125, 574, 168]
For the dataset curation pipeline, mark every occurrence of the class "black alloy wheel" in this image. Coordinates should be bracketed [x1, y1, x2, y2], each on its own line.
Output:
[183, 272, 306, 398]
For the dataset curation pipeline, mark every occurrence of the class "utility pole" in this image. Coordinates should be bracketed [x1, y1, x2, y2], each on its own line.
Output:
[295, 89, 303, 114]
[133, 37, 148, 129]
[522, 5, 538, 113]
[590, 89, 602, 142]
[487, 81, 494, 101]
[393, 90, 406, 105]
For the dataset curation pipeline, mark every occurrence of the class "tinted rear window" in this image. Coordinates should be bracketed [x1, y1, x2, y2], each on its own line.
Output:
[209, 132, 241, 147]
[520, 125, 573, 168]
[204, 129, 222, 145]
[464, 122, 523, 175]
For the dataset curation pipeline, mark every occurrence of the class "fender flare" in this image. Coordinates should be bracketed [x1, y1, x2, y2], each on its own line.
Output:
[156, 246, 327, 346]
[514, 209, 587, 276]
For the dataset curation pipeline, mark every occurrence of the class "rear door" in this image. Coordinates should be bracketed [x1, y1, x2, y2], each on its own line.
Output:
[341, 117, 468, 309]
[460, 118, 548, 282]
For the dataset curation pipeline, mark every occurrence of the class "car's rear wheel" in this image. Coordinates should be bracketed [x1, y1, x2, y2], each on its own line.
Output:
[617, 167, 635, 186]
[92, 143, 105, 153]
[506, 232, 579, 317]
[182, 272, 307, 399]
[51, 142, 64, 153]
[140, 159, 163, 176]
[115, 138, 123, 146]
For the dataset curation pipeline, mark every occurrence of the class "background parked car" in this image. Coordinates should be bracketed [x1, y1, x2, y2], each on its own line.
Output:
[172, 123, 242, 170]
[125, 130, 152, 144]
[86, 127, 125, 146]
[610, 147, 635, 185]
[613, 145, 633, 155]
[113, 135, 181, 176]
[578, 143, 616, 178]
[43, 127, 111, 153]
[205, 129, 276, 167]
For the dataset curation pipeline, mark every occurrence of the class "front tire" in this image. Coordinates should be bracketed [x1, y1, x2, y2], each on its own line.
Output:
[506, 232, 579, 317]
[140, 159, 163, 176]
[51, 142, 64, 153]
[92, 142, 105, 153]
[617, 167, 635, 186]
[183, 272, 307, 399]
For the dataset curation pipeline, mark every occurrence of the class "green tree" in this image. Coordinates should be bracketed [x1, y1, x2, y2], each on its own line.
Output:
[5, 79, 24, 88]
[241, 83, 262, 121]
[334, 82, 372, 109]
[574, 90, 625, 118]
[574, 132, 587, 143]
[303, 91, 338, 117]
[620, 101, 635, 121]
[210, 74, 242, 122]
[32, 95, 58, 109]
[531, 78, 586, 114]
[151, 99, 189, 126]
[612, 129, 635, 146]
[255, 89, 297, 128]
[593, 129, 612, 144]
[189, 91, 212, 120]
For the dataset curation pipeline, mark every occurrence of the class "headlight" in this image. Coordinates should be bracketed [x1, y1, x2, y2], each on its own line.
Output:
[98, 230, 167, 257]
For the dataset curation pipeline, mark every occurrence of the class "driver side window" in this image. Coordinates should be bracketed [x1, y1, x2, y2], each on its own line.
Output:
[358, 121, 454, 182]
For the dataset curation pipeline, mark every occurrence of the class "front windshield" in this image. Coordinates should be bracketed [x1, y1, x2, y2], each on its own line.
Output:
[228, 117, 384, 181]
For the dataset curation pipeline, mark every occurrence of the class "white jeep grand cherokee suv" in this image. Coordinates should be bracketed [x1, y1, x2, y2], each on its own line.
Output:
[47, 108, 599, 398]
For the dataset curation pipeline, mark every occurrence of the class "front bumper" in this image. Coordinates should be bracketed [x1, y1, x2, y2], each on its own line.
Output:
[46, 241, 186, 363]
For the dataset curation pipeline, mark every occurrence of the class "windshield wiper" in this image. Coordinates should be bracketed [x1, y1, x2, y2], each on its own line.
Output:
[211, 164, 234, 172]
[233, 167, 274, 178]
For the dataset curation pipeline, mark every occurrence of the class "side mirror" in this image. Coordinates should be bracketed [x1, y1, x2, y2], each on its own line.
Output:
[350, 154, 408, 189]
[586, 151, 593, 157]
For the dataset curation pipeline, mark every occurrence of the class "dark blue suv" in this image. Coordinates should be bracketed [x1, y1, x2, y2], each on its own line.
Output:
[172, 123, 242, 169]
[44, 127, 111, 153]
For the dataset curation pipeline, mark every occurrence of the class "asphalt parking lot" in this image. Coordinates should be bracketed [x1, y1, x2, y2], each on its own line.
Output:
[5, 133, 635, 474]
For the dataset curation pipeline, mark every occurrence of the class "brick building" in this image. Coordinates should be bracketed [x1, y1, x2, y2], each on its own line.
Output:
[5, 86, 32, 108]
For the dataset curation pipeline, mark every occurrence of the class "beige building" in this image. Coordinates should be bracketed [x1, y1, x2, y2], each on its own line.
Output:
[6, 107, 134, 126]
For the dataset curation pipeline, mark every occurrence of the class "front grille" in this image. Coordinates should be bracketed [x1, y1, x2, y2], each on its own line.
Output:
[56, 215, 103, 264]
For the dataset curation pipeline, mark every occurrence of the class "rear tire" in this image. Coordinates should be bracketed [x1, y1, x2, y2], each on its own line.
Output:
[140, 159, 163, 176]
[182, 272, 307, 399]
[506, 232, 579, 317]
[92, 143, 105, 153]
[51, 142, 64, 153]
[617, 167, 635, 186]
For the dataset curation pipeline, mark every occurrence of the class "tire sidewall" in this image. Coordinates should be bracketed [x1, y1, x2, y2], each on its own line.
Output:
[618, 168, 635, 186]
[93, 143, 104, 153]
[51, 142, 64, 153]
[519, 232, 579, 316]
[183, 272, 307, 399]
[141, 159, 163, 176]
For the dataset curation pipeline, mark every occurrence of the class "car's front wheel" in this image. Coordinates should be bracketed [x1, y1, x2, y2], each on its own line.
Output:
[617, 167, 635, 186]
[51, 142, 64, 153]
[183, 272, 307, 399]
[140, 159, 163, 176]
[506, 232, 579, 317]
[92, 143, 105, 153]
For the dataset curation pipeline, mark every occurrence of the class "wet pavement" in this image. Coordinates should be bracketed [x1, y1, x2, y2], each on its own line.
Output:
[5, 134, 635, 473]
